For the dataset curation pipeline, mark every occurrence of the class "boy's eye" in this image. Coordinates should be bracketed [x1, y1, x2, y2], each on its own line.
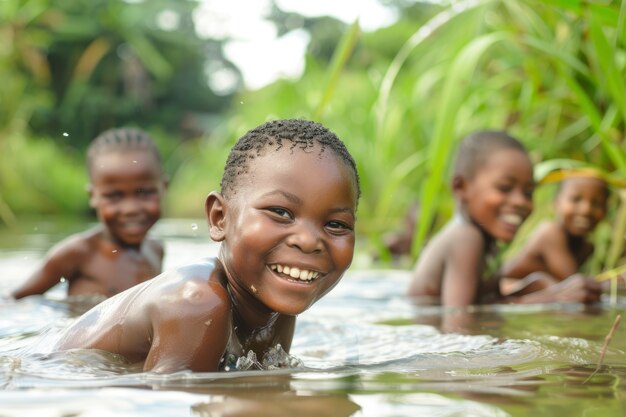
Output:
[524, 188, 534, 199]
[267, 207, 293, 220]
[326, 220, 353, 233]
[496, 184, 512, 193]
[137, 187, 157, 197]
[103, 191, 123, 201]
[592, 199, 606, 210]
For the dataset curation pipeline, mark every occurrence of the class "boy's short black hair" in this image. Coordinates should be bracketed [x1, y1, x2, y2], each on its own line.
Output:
[454, 130, 527, 179]
[87, 128, 162, 177]
[220, 119, 361, 200]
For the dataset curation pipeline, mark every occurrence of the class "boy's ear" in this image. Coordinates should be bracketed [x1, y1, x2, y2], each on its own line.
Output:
[451, 175, 466, 197]
[86, 183, 96, 208]
[206, 191, 227, 242]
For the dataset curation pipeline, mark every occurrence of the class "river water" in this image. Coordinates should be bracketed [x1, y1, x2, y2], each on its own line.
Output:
[0, 219, 625, 416]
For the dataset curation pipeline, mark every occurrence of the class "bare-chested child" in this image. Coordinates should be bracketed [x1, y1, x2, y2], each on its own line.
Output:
[10, 128, 167, 300]
[54, 119, 360, 373]
[406, 131, 602, 307]
[500, 172, 609, 294]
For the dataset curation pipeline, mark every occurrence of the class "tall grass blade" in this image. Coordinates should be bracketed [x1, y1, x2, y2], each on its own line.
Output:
[588, 13, 626, 126]
[412, 32, 506, 256]
[313, 19, 360, 119]
[375, 0, 487, 141]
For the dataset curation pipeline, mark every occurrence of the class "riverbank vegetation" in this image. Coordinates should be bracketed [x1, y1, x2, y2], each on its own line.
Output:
[1, 0, 624, 272]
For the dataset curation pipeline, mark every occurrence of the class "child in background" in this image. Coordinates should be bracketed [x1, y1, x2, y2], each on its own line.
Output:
[407, 131, 602, 307]
[500, 172, 609, 294]
[11, 128, 168, 300]
[54, 119, 360, 373]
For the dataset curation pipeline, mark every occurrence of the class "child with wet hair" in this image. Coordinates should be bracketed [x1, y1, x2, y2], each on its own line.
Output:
[55, 119, 360, 373]
[407, 131, 602, 307]
[500, 170, 610, 295]
[11, 127, 168, 300]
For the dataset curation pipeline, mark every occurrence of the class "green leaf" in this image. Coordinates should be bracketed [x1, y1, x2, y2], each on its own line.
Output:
[412, 32, 507, 256]
[313, 19, 360, 119]
[124, 32, 172, 80]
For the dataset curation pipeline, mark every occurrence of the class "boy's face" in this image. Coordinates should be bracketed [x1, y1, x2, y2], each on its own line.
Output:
[214, 145, 357, 316]
[457, 148, 534, 242]
[554, 177, 607, 237]
[89, 150, 165, 247]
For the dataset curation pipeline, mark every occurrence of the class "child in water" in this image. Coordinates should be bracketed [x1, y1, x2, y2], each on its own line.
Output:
[407, 131, 602, 307]
[10, 128, 168, 300]
[501, 171, 609, 294]
[54, 119, 360, 373]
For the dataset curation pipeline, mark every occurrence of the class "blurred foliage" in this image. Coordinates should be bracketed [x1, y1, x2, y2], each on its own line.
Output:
[1, 0, 625, 271]
[0, 0, 236, 145]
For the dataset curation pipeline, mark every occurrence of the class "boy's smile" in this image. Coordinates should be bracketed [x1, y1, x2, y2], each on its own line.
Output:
[555, 177, 607, 237]
[209, 144, 357, 319]
[458, 148, 534, 242]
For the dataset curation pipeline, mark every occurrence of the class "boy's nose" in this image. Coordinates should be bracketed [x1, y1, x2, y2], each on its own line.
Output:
[510, 189, 533, 209]
[119, 197, 141, 214]
[578, 200, 593, 214]
[286, 222, 324, 253]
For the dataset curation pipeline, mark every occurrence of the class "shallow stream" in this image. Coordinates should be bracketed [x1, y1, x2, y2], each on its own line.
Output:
[0, 219, 625, 416]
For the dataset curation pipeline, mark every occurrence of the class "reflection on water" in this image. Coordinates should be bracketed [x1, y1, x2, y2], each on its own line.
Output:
[1, 219, 626, 416]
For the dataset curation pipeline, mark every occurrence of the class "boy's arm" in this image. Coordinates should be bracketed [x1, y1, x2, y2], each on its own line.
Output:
[144, 281, 232, 373]
[11, 237, 85, 299]
[505, 273, 601, 304]
[440, 228, 486, 307]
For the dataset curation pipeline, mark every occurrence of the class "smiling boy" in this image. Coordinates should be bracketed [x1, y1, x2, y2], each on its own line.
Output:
[501, 173, 609, 292]
[11, 128, 167, 300]
[407, 131, 602, 307]
[54, 119, 360, 373]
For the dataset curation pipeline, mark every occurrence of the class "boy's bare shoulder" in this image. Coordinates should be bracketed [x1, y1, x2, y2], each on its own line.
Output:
[147, 259, 231, 317]
[528, 221, 567, 245]
[418, 220, 485, 262]
[46, 228, 103, 261]
[438, 220, 485, 247]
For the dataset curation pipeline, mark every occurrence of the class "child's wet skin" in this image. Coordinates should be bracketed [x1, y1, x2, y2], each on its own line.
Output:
[55, 119, 360, 372]
[459, 147, 534, 243]
[11, 128, 167, 301]
[212, 143, 357, 320]
[501, 173, 609, 287]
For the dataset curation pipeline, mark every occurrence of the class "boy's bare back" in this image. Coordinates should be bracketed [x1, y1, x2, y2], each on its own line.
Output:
[55, 258, 294, 372]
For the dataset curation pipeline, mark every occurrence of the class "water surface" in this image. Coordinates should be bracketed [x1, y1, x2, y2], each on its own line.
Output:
[1, 219, 625, 416]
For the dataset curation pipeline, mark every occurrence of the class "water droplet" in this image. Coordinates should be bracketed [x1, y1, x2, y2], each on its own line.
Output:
[62, 132, 69, 137]
[191, 223, 198, 231]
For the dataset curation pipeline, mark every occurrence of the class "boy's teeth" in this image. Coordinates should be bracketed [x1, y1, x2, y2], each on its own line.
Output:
[501, 214, 522, 225]
[270, 264, 320, 281]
